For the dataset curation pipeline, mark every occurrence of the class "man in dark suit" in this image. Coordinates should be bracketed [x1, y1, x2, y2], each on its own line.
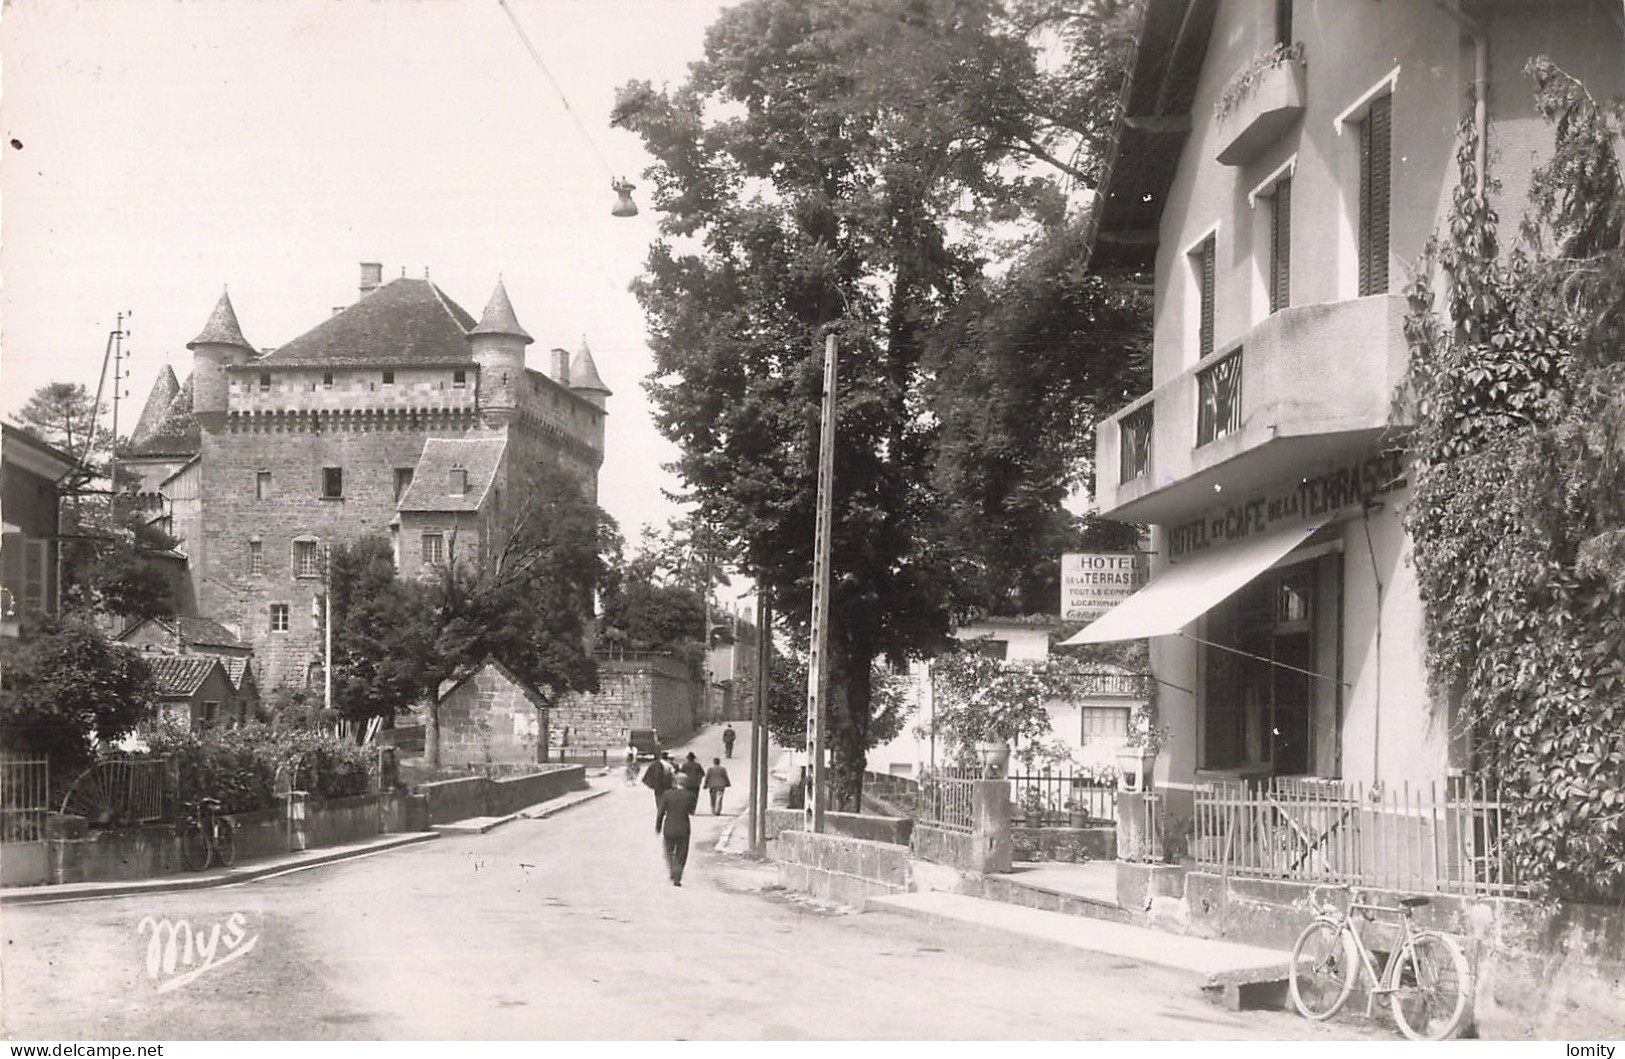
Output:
[641, 755, 673, 832]
[657, 775, 700, 886]
[679, 751, 706, 788]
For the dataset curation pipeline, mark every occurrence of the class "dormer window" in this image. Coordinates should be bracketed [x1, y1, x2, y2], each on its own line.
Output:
[449, 467, 468, 496]
[453, 369, 467, 389]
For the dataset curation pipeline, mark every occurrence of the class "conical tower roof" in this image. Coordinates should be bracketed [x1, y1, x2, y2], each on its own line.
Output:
[186, 290, 254, 352]
[129, 364, 181, 448]
[468, 280, 533, 344]
[568, 338, 611, 396]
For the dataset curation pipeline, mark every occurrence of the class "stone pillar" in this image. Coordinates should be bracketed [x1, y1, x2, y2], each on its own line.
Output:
[971, 779, 1013, 874]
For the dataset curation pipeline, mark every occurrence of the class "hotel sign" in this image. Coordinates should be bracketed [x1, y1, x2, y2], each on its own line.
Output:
[1061, 552, 1150, 621]
[1168, 451, 1408, 561]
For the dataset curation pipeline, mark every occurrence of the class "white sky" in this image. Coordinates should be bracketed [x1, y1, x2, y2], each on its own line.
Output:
[0, 0, 732, 549]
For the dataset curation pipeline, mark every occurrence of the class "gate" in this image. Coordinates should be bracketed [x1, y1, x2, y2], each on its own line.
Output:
[0, 757, 50, 844]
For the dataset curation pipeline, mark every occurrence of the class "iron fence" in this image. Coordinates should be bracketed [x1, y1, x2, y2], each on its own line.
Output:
[1192, 774, 1527, 897]
[1196, 347, 1244, 446]
[1119, 402, 1154, 484]
[1009, 767, 1116, 826]
[58, 755, 170, 826]
[918, 766, 979, 832]
[0, 757, 49, 844]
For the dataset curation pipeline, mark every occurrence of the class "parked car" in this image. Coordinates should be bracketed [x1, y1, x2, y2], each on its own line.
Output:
[629, 728, 660, 761]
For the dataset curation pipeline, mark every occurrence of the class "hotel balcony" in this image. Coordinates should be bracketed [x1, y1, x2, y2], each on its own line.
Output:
[1094, 294, 1410, 526]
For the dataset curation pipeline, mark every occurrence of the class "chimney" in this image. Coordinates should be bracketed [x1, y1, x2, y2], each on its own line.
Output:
[550, 348, 571, 386]
[359, 262, 383, 299]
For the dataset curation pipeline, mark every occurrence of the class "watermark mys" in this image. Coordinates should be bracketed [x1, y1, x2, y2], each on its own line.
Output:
[136, 911, 260, 993]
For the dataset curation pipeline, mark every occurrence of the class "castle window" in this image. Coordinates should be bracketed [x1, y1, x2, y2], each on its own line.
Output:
[322, 467, 343, 499]
[421, 533, 445, 568]
[259, 372, 271, 392]
[449, 467, 468, 496]
[394, 468, 414, 502]
[255, 471, 272, 500]
[293, 540, 322, 579]
[382, 370, 395, 385]
[322, 371, 334, 389]
[452, 369, 467, 389]
[270, 604, 290, 632]
[248, 540, 264, 575]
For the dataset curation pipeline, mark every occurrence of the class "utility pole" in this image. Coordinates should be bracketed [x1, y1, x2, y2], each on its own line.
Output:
[804, 332, 837, 833]
[750, 582, 772, 855]
[108, 311, 131, 493]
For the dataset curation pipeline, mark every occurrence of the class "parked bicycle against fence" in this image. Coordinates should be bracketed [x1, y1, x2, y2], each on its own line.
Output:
[178, 797, 237, 872]
[1288, 883, 1472, 1040]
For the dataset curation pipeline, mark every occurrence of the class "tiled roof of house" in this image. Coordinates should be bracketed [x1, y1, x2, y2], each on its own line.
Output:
[260, 278, 478, 367]
[187, 290, 255, 352]
[147, 655, 225, 698]
[223, 657, 254, 691]
[129, 365, 181, 449]
[119, 616, 248, 651]
[468, 280, 533, 343]
[127, 374, 200, 458]
[397, 437, 506, 513]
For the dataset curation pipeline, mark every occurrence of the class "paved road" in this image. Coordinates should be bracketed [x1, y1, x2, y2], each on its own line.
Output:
[1, 725, 1392, 1040]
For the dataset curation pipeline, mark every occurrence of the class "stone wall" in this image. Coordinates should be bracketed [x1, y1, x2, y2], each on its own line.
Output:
[1011, 825, 1116, 863]
[415, 764, 586, 825]
[773, 830, 912, 910]
[765, 808, 913, 845]
[551, 657, 698, 750]
[435, 663, 548, 769]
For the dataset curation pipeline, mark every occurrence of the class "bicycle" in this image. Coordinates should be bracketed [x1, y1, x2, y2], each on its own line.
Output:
[177, 797, 237, 871]
[1288, 883, 1472, 1040]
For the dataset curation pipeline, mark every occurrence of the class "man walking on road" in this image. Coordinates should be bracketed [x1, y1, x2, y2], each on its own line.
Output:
[657, 775, 699, 886]
[703, 758, 731, 815]
[722, 724, 736, 758]
[641, 755, 672, 831]
[679, 752, 705, 789]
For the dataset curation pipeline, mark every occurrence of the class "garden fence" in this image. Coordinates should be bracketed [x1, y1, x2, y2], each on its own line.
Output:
[1009, 766, 1116, 826]
[57, 755, 170, 826]
[0, 757, 49, 844]
[917, 766, 979, 832]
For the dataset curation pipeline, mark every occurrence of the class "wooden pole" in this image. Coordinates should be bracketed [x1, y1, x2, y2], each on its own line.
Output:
[752, 587, 772, 856]
[805, 333, 837, 833]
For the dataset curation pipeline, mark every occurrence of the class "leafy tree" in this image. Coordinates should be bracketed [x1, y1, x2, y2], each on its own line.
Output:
[16, 382, 105, 473]
[328, 535, 438, 728]
[598, 574, 706, 661]
[1403, 63, 1625, 899]
[613, 0, 1142, 808]
[69, 496, 181, 622]
[0, 617, 153, 780]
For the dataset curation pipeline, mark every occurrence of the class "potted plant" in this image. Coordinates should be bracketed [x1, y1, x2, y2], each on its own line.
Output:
[1064, 797, 1091, 828]
[1020, 785, 1050, 828]
[1117, 704, 1169, 793]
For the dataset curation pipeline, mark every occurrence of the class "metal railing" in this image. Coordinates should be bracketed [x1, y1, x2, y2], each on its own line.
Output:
[58, 756, 170, 827]
[1192, 775, 1527, 897]
[1010, 767, 1116, 826]
[918, 766, 979, 832]
[1196, 347, 1243, 446]
[1119, 403, 1154, 484]
[0, 757, 49, 844]
[552, 749, 609, 768]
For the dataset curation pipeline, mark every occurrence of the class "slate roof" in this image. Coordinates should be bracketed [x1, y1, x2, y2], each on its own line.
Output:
[436, 658, 550, 711]
[260, 278, 479, 367]
[397, 437, 506, 513]
[127, 374, 200, 457]
[147, 655, 227, 698]
[568, 338, 610, 396]
[223, 657, 255, 692]
[129, 365, 180, 449]
[119, 615, 249, 651]
[468, 281, 533, 343]
[187, 290, 255, 352]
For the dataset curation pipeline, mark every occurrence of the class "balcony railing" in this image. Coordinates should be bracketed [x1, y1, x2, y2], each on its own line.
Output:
[1119, 403, 1154, 484]
[1196, 348, 1243, 446]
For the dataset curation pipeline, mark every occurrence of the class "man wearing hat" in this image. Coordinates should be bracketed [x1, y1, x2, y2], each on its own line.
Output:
[657, 774, 700, 886]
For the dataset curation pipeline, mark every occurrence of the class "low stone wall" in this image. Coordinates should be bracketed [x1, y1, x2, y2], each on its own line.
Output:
[1172, 871, 1625, 1038]
[765, 808, 912, 846]
[911, 823, 1012, 875]
[772, 829, 912, 910]
[417, 765, 586, 825]
[1011, 825, 1115, 863]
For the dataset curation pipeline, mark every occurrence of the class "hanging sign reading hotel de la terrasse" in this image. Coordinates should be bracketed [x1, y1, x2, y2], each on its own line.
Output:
[1061, 552, 1150, 622]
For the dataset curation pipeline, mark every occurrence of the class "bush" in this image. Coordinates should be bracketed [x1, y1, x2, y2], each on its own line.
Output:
[142, 721, 373, 814]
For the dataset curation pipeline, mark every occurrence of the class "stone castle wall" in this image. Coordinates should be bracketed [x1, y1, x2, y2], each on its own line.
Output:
[551, 657, 698, 750]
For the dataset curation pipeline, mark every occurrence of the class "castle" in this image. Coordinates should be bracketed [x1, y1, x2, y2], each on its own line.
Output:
[125, 263, 610, 691]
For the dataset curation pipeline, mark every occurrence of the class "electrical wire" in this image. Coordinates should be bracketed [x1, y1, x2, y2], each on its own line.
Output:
[494, 0, 616, 180]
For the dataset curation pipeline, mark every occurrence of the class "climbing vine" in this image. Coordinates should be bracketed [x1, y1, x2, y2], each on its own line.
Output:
[1402, 61, 1625, 901]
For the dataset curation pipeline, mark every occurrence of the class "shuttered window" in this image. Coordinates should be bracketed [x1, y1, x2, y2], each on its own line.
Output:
[1197, 234, 1216, 358]
[1270, 177, 1292, 314]
[1359, 95, 1392, 296]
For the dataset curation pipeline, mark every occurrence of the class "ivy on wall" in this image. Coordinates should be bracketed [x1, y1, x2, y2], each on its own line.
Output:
[1402, 60, 1625, 901]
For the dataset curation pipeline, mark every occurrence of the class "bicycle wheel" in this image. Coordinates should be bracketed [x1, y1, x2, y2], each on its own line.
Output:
[1290, 919, 1357, 1020]
[178, 818, 212, 871]
[1389, 931, 1471, 1040]
[212, 819, 237, 867]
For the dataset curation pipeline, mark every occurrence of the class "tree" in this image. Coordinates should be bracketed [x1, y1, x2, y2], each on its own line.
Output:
[0, 617, 154, 780]
[614, 0, 1142, 808]
[70, 497, 181, 622]
[16, 382, 105, 471]
[328, 535, 438, 728]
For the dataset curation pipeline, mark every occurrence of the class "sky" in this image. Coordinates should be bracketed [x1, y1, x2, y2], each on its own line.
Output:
[1, 0, 732, 552]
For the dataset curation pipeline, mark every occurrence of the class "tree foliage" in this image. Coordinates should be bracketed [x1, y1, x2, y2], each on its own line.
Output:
[0, 618, 153, 779]
[1403, 64, 1625, 900]
[613, 0, 1145, 808]
[328, 535, 438, 726]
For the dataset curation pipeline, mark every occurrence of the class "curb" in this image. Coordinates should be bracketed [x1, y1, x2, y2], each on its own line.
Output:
[0, 832, 440, 906]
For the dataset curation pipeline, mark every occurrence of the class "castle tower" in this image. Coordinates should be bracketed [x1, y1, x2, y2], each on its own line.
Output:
[187, 290, 255, 431]
[468, 280, 532, 420]
[568, 338, 612, 412]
